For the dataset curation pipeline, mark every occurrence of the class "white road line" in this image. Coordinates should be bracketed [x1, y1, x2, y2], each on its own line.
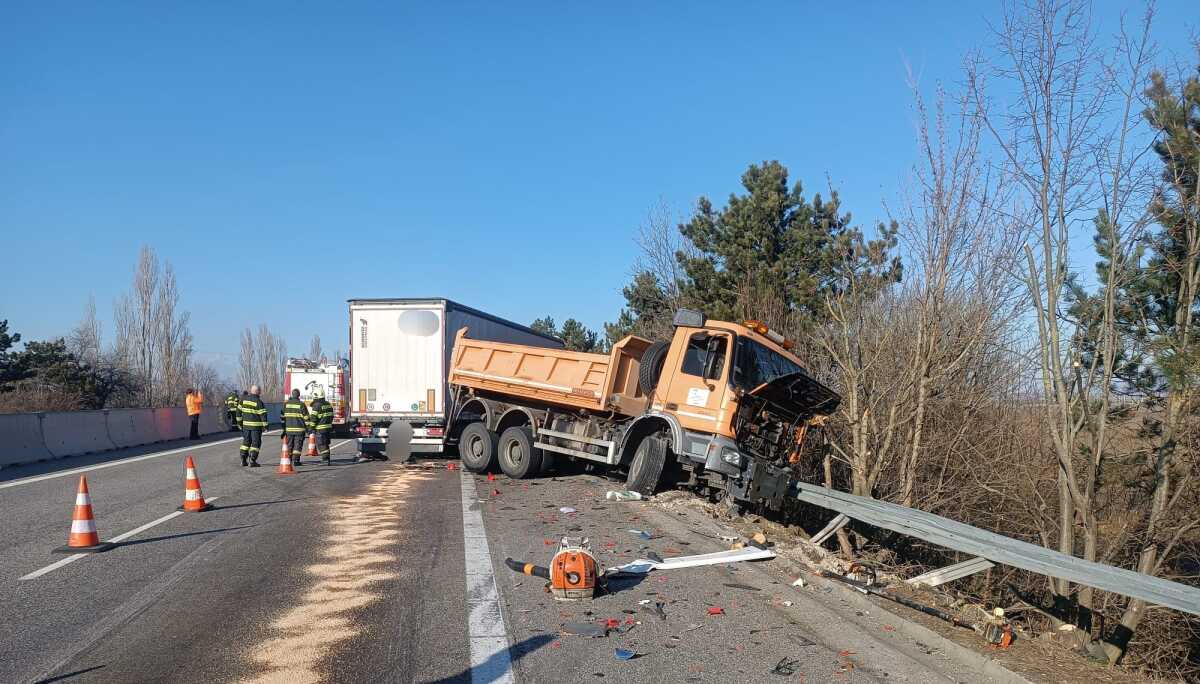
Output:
[460, 470, 516, 684]
[18, 497, 221, 581]
[0, 432, 280, 490]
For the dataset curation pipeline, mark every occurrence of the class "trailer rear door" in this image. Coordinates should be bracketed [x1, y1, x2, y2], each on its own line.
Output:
[350, 301, 446, 418]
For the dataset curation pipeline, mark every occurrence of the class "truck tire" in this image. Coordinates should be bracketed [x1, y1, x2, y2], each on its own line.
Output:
[638, 341, 670, 396]
[459, 422, 497, 472]
[386, 421, 413, 463]
[626, 435, 668, 495]
[498, 426, 540, 479]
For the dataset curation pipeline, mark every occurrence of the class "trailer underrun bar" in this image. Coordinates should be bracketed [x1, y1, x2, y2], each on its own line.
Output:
[791, 482, 1200, 616]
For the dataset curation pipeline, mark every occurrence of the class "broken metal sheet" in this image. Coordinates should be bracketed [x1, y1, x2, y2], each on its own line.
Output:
[607, 546, 776, 575]
[791, 482, 1200, 617]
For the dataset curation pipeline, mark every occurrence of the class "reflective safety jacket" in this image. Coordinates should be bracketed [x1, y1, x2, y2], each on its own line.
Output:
[225, 393, 239, 412]
[239, 394, 268, 430]
[282, 399, 309, 434]
[307, 397, 334, 432]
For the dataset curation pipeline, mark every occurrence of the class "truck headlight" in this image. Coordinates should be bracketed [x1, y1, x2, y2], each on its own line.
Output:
[721, 449, 742, 467]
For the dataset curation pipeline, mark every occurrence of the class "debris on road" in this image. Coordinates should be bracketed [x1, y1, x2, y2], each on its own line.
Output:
[771, 657, 801, 676]
[629, 529, 654, 540]
[563, 622, 607, 638]
[559, 507, 577, 514]
[642, 601, 667, 621]
[614, 648, 637, 660]
[605, 490, 644, 501]
[707, 606, 725, 616]
[607, 546, 777, 575]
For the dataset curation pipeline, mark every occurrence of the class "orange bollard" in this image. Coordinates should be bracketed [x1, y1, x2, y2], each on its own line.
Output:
[54, 476, 115, 553]
[278, 439, 296, 474]
[179, 456, 213, 512]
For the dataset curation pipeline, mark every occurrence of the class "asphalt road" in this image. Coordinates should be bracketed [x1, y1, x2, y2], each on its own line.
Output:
[0, 433, 1016, 683]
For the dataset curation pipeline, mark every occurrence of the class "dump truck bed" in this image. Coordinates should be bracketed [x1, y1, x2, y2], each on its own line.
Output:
[449, 328, 653, 415]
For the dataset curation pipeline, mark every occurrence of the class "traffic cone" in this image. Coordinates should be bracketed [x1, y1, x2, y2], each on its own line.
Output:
[306, 432, 317, 459]
[54, 476, 115, 554]
[278, 439, 296, 474]
[178, 456, 212, 512]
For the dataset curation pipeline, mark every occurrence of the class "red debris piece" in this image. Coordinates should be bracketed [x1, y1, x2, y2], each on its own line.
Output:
[883, 624, 895, 632]
[544, 539, 555, 545]
[487, 473, 497, 481]
[707, 607, 725, 616]
[491, 489, 502, 496]
[605, 618, 621, 630]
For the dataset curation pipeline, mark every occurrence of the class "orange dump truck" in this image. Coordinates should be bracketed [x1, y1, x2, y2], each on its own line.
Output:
[448, 309, 841, 506]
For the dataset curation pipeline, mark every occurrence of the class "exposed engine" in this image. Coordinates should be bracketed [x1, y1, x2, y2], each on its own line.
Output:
[733, 393, 808, 468]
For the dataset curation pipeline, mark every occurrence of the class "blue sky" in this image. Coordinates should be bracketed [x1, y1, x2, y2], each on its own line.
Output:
[1, 1, 1195, 378]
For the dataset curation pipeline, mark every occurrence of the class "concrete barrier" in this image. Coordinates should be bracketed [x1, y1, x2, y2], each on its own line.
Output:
[151, 408, 189, 442]
[0, 413, 50, 467]
[41, 410, 116, 458]
[105, 408, 158, 449]
[198, 410, 223, 435]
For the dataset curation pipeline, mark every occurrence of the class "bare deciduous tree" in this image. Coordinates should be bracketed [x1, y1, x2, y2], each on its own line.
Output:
[308, 335, 323, 363]
[67, 296, 102, 367]
[238, 328, 256, 392]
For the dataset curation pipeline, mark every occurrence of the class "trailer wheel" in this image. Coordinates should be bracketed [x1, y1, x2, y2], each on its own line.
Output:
[626, 435, 668, 495]
[459, 422, 498, 472]
[638, 341, 670, 396]
[498, 426, 539, 479]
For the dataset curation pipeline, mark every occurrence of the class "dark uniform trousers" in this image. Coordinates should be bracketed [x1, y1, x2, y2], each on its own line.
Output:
[241, 429, 262, 463]
[286, 433, 306, 459]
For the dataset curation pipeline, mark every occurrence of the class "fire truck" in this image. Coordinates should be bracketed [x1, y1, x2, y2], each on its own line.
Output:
[283, 357, 351, 435]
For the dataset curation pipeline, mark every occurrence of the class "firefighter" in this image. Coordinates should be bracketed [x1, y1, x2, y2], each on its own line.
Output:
[282, 388, 309, 466]
[225, 391, 240, 431]
[307, 387, 335, 465]
[238, 385, 268, 467]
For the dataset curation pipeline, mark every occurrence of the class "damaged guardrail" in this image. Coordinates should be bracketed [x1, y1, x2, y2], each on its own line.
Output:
[790, 481, 1200, 617]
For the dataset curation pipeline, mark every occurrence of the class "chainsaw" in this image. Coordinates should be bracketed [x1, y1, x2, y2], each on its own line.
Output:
[505, 537, 600, 600]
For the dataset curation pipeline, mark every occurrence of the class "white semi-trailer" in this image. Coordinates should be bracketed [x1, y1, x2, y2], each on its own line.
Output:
[347, 298, 562, 461]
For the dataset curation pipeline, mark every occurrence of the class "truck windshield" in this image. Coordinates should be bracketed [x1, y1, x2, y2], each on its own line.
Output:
[732, 337, 804, 391]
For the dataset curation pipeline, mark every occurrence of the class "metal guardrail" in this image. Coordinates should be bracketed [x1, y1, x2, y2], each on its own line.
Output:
[791, 482, 1200, 617]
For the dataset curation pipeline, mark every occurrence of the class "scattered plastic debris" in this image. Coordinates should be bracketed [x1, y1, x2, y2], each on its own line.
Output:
[723, 583, 761, 591]
[752, 532, 768, 546]
[606, 490, 644, 501]
[771, 657, 801, 676]
[491, 489, 502, 496]
[487, 473, 496, 481]
[782, 601, 793, 607]
[791, 577, 807, 588]
[707, 606, 725, 616]
[563, 622, 607, 638]
[560, 507, 577, 514]
[638, 599, 651, 605]
[446, 462, 458, 470]
[614, 648, 637, 660]
[629, 529, 653, 540]
[642, 601, 667, 621]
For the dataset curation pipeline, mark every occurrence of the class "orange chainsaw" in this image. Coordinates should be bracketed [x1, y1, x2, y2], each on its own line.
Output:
[505, 537, 599, 600]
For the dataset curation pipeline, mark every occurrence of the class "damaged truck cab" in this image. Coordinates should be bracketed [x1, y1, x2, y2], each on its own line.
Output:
[447, 309, 840, 507]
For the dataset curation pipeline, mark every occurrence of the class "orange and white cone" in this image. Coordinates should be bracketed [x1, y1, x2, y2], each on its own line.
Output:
[54, 475, 115, 554]
[278, 439, 296, 474]
[179, 456, 212, 512]
[306, 432, 317, 459]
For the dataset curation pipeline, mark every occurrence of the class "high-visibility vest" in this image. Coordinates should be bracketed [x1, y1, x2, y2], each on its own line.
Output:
[307, 398, 334, 432]
[282, 400, 309, 433]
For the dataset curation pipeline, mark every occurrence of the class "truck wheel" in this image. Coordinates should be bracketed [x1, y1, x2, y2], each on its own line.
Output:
[626, 435, 668, 495]
[459, 422, 497, 472]
[387, 422, 413, 463]
[638, 341, 670, 396]
[498, 426, 539, 479]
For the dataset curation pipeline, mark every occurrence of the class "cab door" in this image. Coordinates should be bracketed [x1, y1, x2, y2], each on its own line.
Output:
[659, 328, 733, 435]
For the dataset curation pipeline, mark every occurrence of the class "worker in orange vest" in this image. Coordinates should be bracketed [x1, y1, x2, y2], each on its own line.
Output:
[185, 388, 205, 440]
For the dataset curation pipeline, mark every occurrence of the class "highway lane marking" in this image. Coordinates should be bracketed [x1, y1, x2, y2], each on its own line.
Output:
[460, 469, 516, 684]
[18, 497, 222, 581]
[0, 432, 281, 490]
